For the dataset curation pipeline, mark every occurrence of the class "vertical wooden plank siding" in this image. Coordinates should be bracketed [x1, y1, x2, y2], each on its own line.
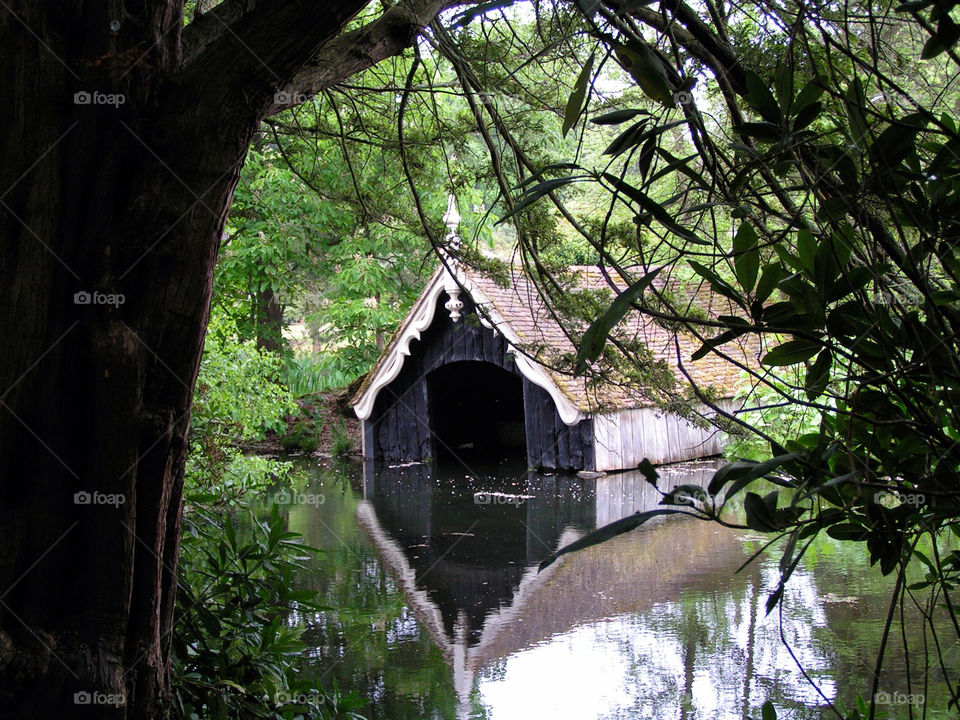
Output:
[588, 405, 730, 471]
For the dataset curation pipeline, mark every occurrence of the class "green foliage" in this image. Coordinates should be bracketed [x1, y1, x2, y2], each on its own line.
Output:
[177, 308, 364, 718]
[173, 503, 367, 719]
[283, 355, 357, 398]
[725, 371, 823, 461]
[193, 311, 295, 442]
[330, 419, 354, 458]
[188, 310, 297, 498]
[512, 2, 960, 715]
[279, 423, 320, 454]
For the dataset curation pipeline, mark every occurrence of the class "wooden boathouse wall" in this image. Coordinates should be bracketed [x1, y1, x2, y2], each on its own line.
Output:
[591, 404, 731, 469]
[363, 292, 595, 472]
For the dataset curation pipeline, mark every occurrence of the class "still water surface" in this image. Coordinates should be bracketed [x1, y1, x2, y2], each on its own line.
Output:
[272, 457, 951, 719]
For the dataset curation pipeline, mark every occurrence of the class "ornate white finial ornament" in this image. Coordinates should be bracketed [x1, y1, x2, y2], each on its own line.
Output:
[441, 193, 464, 322]
[442, 193, 461, 234]
[444, 287, 464, 322]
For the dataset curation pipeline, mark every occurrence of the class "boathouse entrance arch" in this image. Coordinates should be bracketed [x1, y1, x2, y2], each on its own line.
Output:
[427, 361, 526, 460]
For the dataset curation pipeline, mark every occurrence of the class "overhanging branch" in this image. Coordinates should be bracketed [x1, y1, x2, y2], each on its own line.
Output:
[266, 0, 462, 116]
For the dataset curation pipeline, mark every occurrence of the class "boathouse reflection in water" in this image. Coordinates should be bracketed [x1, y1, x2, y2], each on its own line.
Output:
[357, 459, 744, 716]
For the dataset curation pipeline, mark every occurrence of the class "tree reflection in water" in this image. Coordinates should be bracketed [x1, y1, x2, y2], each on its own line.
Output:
[277, 458, 954, 720]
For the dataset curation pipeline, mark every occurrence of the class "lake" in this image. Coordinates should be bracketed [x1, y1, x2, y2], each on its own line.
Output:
[269, 456, 952, 719]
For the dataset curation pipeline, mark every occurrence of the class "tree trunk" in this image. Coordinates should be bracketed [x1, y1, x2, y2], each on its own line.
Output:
[256, 288, 285, 353]
[0, 1, 385, 717]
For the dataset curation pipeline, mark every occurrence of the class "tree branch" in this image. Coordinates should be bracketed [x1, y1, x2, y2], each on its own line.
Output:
[603, 0, 747, 94]
[265, 0, 462, 116]
[177, 0, 372, 120]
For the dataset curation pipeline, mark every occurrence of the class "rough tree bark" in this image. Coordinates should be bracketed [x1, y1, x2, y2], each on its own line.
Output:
[0, 0, 455, 717]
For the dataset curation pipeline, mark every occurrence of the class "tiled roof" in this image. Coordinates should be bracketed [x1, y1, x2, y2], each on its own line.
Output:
[466, 264, 761, 413]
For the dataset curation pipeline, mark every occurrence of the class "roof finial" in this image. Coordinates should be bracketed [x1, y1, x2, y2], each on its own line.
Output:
[442, 194, 460, 233]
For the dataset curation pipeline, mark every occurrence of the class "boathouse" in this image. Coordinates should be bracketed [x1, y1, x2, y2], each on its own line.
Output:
[352, 205, 755, 473]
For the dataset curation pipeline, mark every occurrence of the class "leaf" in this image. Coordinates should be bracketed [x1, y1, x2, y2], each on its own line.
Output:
[869, 116, 926, 168]
[762, 700, 778, 720]
[775, 62, 793, 112]
[707, 453, 799, 497]
[921, 18, 960, 59]
[614, 40, 675, 106]
[496, 176, 585, 225]
[602, 173, 708, 244]
[515, 162, 582, 190]
[805, 349, 832, 400]
[637, 135, 657, 180]
[691, 327, 750, 361]
[793, 82, 824, 112]
[827, 523, 870, 541]
[744, 491, 779, 531]
[603, 117, 690, 159]
[762, 339, 822, 366]
[562, 54, 595, 138]
[735, 121, 783, 140]
[575, 267, 663, 374]
[638, 458, 659, 487]
[793, 101, 823, 131]
[746, 70, 781, 123]
[688, 260, 745, 305]
[539, 508, 687, 570]
[796, 229, 817, 275]
[602, 119, 650, 157]
[755, 263, 786, 305]
[647, 152, 701, 186]
[661, 484, 710, 506]
[844, 78, 868, 143]
[733, 222, 760, 293]
[591, 108, 646, 125]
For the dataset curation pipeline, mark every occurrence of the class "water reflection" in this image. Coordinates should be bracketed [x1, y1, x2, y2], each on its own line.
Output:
[279, 458, 956, 720]
[358, 459, 776, 718]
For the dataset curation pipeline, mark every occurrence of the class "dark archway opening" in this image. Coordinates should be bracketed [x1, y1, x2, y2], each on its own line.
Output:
[427, 361, 526, 462]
